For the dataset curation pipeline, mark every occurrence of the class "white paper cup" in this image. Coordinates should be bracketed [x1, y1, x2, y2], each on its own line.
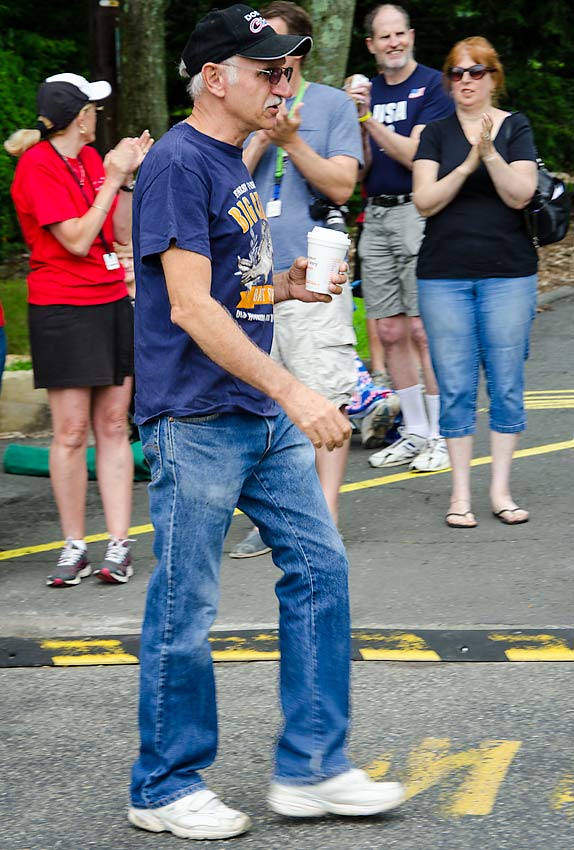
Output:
[344, 73, 370, 92]
[305, 226, 351, 294]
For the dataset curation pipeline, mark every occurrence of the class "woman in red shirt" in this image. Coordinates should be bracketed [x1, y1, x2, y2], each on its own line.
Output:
[5, 73, 152, 587]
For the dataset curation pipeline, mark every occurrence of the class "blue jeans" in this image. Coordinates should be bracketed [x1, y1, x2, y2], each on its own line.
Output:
[418, 275, 537, 437]
[131, 410, 352, 809]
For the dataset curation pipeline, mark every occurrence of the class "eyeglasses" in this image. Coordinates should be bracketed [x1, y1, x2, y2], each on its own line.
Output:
[223, 62, 293, 86]
[447, 64, 495, 82]
[81, 104, 104, 114]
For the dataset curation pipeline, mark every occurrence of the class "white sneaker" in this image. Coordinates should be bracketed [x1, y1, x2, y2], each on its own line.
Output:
[409, 437, 450, 472]
[268, 768, 406, 817]
[127, 788, 251, 840]
[369, 429, 427, 468]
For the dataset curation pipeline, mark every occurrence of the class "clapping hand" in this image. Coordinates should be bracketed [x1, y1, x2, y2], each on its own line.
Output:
[105, 130, 154, 183]
[477, 112, 495, 161]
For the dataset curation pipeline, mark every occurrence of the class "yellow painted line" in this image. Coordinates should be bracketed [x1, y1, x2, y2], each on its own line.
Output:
[402, 737, 522, 817]
[489, 633, 574, 661]
[360, 649, 441, 661]
[361, 649, 441, 661]
[211, 650, 281, 662]
[52, 654, 138, 666]
[2, 439, 573, 562]
[357, 630, 441, 662]
[339, 439, 574, 492]
[550, 774, 574, 817]
[41, 638, 139, 666]
[365, 754, 392, 780]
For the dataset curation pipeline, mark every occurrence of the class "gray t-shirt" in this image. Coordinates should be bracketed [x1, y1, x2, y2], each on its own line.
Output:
[251, 82, 363, 272]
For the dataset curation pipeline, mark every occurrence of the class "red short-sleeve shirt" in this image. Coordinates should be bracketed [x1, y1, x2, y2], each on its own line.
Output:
[11, 141, 128, 305]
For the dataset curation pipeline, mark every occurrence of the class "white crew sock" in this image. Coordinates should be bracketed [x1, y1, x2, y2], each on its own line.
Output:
[396, 384, 429, 438]
[425, 394, 441, 439]
[68, 538, 87, 551]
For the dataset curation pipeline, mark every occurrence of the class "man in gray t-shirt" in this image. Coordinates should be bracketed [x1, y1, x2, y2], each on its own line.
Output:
[235, 1, 362, 556]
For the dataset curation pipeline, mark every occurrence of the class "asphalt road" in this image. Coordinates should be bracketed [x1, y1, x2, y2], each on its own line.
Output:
[2, 662, 573, 850]
[0, 289, 573, 850]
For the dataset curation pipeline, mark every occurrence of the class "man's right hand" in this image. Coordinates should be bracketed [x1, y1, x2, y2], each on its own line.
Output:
[279, 381, 352, 451]
[345, 76, 372, 118]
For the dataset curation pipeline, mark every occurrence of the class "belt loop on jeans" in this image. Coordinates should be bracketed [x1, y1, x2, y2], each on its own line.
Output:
[368, 193, 412, 208]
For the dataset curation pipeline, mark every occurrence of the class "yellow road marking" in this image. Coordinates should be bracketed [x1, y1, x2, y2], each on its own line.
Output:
[357, 631, 441, 662]
[2, 439, 573, 562]
[551, 774, 574, 818]
[211, 650, 281, 661]
[41, 638, 138, 666]
[490, 633, 574, 661]
[400, 737, 522, 817]
[365, 754, 392, 780]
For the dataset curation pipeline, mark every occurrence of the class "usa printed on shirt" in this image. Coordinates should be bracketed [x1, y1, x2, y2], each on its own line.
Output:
[408, 87, 426, 99]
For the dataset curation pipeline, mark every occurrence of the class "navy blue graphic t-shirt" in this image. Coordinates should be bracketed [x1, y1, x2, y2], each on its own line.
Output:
[365, 64, 454, 197]
[133, 123, 279, 424]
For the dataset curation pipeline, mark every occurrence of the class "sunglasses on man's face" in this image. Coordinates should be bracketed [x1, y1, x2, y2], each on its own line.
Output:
[447, 64, 494, 82]
[256, 66, 293, 85]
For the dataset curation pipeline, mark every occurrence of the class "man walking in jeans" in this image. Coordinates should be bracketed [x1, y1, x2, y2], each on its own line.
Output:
[350, 4, 454, 472]
[129, 5, 404, 841]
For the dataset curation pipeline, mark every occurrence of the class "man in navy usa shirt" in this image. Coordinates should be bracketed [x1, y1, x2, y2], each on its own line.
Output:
[349, 4, 454, 474]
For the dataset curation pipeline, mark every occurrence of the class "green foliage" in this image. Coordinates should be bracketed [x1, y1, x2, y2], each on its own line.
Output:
[0, 278, 29, 354]
[0, 9, 85, 260]
[0, 50, 37, 260]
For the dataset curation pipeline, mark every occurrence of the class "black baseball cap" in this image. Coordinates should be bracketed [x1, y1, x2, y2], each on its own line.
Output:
[181, 4, 312, 77]
[36, 73, 111, 137]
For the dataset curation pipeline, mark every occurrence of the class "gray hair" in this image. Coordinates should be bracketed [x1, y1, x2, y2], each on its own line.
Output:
[179, 58, 238, 101]
[364, 4, 411, 38]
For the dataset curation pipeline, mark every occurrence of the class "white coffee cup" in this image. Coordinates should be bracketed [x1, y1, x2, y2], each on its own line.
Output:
[305, 226, 351, 295]
[344, 73, 370, 92]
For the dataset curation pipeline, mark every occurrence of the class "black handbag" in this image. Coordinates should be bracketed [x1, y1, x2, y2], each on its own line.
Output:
[524, 158, 571, 247]
[503, 115, 571, 247]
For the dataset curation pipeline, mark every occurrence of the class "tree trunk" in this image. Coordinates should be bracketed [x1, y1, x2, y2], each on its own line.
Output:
[302, 0, 357, 87]
[118, 0, 169, 140]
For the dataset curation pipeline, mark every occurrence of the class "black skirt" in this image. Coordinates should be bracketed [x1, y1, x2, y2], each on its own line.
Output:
[28, 298, 134, 389]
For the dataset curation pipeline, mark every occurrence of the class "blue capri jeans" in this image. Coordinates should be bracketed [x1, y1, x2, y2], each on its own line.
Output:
[418, 275, 537, 438]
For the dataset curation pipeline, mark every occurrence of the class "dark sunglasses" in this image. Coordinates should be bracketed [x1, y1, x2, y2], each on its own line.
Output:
[256, 66, 293, 85]
[447, 64, 494, 82]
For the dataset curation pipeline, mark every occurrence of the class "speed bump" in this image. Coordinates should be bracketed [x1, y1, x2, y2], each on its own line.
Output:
[1, 628, 574, 668]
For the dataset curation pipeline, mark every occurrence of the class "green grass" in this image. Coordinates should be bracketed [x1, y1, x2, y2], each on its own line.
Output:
[352, 296, 369, 361]
[0, 278, 371, 363]
[1, 277, 29, 354]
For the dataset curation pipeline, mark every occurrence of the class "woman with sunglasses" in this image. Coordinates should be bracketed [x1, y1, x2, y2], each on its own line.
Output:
[412, 37, 538, 528]
[5, 73, 152, 584]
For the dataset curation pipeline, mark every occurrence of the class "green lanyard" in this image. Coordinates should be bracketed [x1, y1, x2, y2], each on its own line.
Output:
[272, 78, 307, 198]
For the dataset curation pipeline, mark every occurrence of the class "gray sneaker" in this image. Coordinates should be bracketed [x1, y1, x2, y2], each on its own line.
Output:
[361, 394, 401, 449]
[47, 541, 91, 588]
[94, 538, 134, 584]
[229, 528, 271, 559]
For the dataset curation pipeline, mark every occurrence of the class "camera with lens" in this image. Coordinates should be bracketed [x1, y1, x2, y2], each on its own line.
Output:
[309, 197, 349, 233]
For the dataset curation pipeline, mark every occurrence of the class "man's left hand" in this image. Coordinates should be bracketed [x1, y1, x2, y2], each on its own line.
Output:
[285, 256, 348, 303]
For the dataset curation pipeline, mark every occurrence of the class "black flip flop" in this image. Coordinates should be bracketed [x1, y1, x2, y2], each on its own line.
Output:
[492, 508, 529, 525]
[445, 511, 478, 529]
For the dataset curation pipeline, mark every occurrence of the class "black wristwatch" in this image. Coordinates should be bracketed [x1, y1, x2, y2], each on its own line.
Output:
[120, 181, 136, 193]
